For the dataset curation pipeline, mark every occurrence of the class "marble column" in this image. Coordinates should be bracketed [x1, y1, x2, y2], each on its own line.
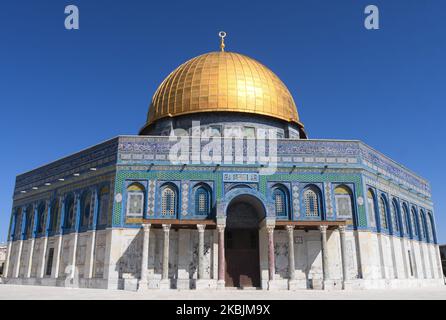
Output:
[160, 224, 171, 289]
[138, 223, 151, 291]
[39, 201, 51, 278]
[87, 190, 99, 279]
[3, 241, 12, 278]
[320, 225, 330, 284]
[55, 197, 65, 278]
[197, 224, 206, 280]
[54, 235, 63, 278]
[26, 238, 35, 278]
[27, 204, 38, 278]
[217, 224, 225, 289]
[267, 225, 275, 284]
[339, 226, 348, 288]
[286, 225, 296, 281]
[196, 224, 207, 289]
[14, 240, 23, 278]
[15, 207, 27, 278]
[69, 193, 81, 285]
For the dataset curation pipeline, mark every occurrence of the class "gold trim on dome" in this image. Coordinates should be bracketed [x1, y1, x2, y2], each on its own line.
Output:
[144, 51, 302, 129]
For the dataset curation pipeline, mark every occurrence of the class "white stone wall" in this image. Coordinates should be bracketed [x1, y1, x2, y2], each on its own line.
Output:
[3, 228, 444, 290]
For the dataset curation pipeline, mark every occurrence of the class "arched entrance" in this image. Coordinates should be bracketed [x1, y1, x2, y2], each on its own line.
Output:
[225, 194, 266, 288]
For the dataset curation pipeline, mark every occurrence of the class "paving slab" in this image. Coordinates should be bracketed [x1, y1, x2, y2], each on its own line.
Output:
[0, 284, 446, 300]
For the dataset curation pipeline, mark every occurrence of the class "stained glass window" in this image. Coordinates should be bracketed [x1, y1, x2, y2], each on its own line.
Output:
[420, 211, 427, 239]
[37, 203, 46, 234]
[98, 186, 110, 226]
[410, 208, 418, 237]
[195, 187, 210, 216]
[161, 185, 177, 216]
[378, 196, 388, 229]
[14, 208, 22, 238]
[50, 200, 59, 232]
[367, 190, 376, 228]
[391, 200, 399, 233]
[401, 204, 409, 235]
[304, 187, 320, 217]
[81, 191, 92, 227]
[427, 213, 435, 242]
[63, 195, 75, 229]
[274, 188, 287, 217]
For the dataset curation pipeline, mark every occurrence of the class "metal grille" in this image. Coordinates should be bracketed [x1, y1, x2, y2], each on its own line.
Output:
[161, 187, 176, 216]
[378, 197, 388, 229]
[304, 189, 319, 217]
[274, 189, 286, 217]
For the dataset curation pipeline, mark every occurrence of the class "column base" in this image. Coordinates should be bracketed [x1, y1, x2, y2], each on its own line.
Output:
[137, 280, 148, 292]
[323, 279, 343, 290]
[177, 279, 191, 290]
[196, 279, 213, 290]
[267, 280, 281, 290]
[159, 279, 171, 290]
[217, 280, 226, 290]
[288, 279, 307, 290]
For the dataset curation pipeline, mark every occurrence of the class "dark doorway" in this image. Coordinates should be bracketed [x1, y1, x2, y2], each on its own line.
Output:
[225, 196, 264, 288]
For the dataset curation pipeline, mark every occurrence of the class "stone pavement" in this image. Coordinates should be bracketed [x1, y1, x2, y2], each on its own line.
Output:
[0, 284, 446, 300]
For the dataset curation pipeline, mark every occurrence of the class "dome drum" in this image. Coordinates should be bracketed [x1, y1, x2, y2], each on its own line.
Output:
[140, 111, 306, 139]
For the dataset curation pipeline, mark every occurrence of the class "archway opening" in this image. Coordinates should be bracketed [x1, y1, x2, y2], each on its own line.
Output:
[225, 194, 266, 288]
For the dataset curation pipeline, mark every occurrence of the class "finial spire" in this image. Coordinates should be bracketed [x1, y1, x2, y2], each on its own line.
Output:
[219, 31, 227, 52]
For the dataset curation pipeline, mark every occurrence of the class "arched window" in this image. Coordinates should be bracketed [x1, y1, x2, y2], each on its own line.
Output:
[410, 207, 418, 238]
[427, 213, 435, 243]
[98, 186, 110, 226]
[334, 185, 353, 219]
[64, 194, 75, 229]
[378, 196, 388, 230]
[366, 189, 377, 228]
[80, 191, 92, 228]
[126, 183, 145, 218]
[50, 199, 59, 233]
[401, 203, 410, 236]
[195, 186, 211, 216]
[420, 210, 428, 241]
[25, 205, 34, 238]
[161, 184, 177, 217]
[390, 199, 399, 234]
[14, 208, 23, 239]
[36, 203, 46, 234]
[273, 187, 288, 218]
[303, 186, 321, 218]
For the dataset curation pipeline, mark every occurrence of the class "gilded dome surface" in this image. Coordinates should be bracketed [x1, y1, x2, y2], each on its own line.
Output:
[143, 51, 303, 130]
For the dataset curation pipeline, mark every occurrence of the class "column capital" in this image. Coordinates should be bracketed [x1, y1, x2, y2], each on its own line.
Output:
[319, 225, 328, 233]
[162, 224, 171, 232]
[197, 224, 206, 232]
[142, 223, 152, 231]
[217, 224, 225, 233]
[286, 225, 295, 233]
[267, 225, 275, 234]
[338, 225, 347, 233]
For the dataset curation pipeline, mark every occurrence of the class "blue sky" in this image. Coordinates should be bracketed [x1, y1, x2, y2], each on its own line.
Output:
[0, 0, 445, 243]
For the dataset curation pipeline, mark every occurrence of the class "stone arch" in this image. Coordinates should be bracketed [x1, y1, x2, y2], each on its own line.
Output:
[217, 187, 274, 219]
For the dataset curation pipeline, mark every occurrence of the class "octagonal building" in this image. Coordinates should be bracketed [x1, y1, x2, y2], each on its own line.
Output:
[2, 38, 444, 291]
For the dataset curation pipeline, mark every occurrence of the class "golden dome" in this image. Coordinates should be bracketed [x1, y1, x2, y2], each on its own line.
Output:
[142, 51, 304, 132]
